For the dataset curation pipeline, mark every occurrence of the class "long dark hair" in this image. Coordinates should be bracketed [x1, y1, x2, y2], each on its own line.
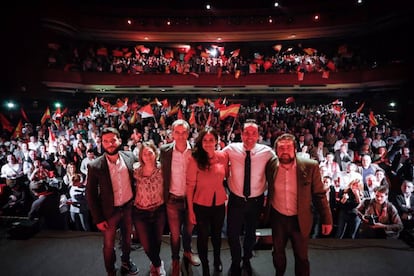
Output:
[192, 127, 218, 171]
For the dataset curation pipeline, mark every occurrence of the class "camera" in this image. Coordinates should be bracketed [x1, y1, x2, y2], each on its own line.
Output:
[364, 214, 378, 225]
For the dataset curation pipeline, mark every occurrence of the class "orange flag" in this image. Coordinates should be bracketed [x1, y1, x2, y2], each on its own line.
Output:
[356, 102, 365, 116]
[219, 104, 241, 120]
[189, 110, 196, 126]
[369, 111, 378, 127]
[11, 119, 23, 139]
[177, 108, 184, 120]
[40, 107, 51, 125]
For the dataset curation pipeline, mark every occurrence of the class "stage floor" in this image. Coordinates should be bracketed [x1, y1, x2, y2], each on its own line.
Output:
[1, 227, 413, 276]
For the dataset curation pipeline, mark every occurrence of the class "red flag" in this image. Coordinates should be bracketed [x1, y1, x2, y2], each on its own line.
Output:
[189, 110, 196, 126]
[263, 60, 272, 71]
[177, 108, 184, 120]
[219, 104, 241, 120]
[230, 49, 240, 57]
[167, 105, 180, 117]
[11, 119, 23, 139]
[138, 104, 154, 118]
[0, 113, 14, 132]
[20, 107, 29, 122]
[161, 99, 169, 108]
[112, 49, 124, 57]
[369, 111, 378, 127]
[97, 47, 108, 56]
[271, 100, 278, 109]
[84, 108, 91, 118]
[322, 70, 330, 79]
[41, 107, 51, 125]
[297, 71, 304, 81]
[356, 102, 365, 116]
[326, 60, 336, 71]
[213, 98, 226, 110]
[285, 97, 295, 105]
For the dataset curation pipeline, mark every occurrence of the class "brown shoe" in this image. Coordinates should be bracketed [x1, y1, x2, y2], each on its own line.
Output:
[171, 259, 180, 276]
[183, 251, 201, 266]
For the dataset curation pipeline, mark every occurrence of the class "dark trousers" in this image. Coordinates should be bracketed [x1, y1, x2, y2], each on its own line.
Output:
[166, 196, 193, 260]
[102, 203, 133, 273]
[226, 193, 264, 265]
[133, 204, 166, 267]
[270, 208, 309, 276]
[194, 203, 225, 265]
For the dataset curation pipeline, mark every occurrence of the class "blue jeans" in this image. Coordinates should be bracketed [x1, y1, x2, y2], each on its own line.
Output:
[133, 205, 166, 267]
[102, 204, 133, 273]
[166, 196, 194, 260]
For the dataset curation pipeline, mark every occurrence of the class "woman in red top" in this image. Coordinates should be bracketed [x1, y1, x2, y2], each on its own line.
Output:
[186, 127, 228, 276]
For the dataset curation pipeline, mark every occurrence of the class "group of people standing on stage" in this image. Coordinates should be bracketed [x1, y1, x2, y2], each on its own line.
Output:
[86, 118, 334, 276]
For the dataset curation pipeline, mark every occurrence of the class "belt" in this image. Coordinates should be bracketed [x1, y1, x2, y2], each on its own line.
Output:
[169, 193, 185, 201]
[114, 199, 133, 209]
[230, 192, 263, 202]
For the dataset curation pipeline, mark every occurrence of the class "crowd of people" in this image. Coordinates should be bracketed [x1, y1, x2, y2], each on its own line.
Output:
[1, 98, 414, 276]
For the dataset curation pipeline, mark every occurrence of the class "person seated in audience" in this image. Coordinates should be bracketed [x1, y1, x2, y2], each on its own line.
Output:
[320, 153, 340, 178]
[28, 181, 68, 230]
[357, 186, 403, 239]
[393, 180, 414, 237]
[0, 180, 31, 216]
[334, 143, 354, 171]
[363, 174, 380, 199]
[335, 179, 364, 239]
[1, 153, 25, 188]
[334, 162, 362, 189]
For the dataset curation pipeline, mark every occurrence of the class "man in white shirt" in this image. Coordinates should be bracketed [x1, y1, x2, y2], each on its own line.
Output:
[223, 119, 275, 276]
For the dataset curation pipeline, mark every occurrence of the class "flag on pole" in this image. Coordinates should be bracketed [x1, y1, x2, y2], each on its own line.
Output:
[356, 102, 365, 116]
[138, 104, 154, 118]
[219, 104, 241, 120]
[40, 107, 51, 125]
[11, 119, 23, 139]
[0, 113, 14, 132]
[189, 110, 196, 126]
[369, 111, 378, 127]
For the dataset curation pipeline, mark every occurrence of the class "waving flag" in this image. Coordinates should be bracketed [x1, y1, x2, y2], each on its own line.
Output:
[0, 113, 14, 132]
[138, 104, 154, 118]
[369, 111, 378, 127]
[41, 107, 51, 125]
[219, 104, 241, 120]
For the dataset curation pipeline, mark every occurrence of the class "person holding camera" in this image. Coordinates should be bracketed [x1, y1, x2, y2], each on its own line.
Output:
[357, 185, 403, 239]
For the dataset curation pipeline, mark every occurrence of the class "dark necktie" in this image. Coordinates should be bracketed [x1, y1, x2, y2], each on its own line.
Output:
[244, 151, 251, 198]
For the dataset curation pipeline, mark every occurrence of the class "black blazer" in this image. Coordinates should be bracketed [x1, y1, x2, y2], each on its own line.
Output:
[86, 151, 136, 225]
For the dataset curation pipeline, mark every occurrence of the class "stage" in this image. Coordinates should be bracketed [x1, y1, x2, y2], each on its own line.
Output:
[1, 225, 413, 276]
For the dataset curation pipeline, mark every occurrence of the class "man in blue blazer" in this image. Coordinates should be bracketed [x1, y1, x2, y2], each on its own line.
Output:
[87, 127, 138, 276]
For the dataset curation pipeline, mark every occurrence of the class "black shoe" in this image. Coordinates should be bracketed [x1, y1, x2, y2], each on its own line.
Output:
[242, 260, 252, 276]
[121, 260, 139, 275]
[214, 259, 223, 272]
[229, 262, 241, 276]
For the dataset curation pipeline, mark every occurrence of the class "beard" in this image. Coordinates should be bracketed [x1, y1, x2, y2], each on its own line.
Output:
[278, 153, 294, 164]
[104, 145, 121, 156]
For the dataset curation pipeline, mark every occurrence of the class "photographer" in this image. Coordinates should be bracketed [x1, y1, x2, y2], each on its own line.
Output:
[357, 185, 403, 239]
